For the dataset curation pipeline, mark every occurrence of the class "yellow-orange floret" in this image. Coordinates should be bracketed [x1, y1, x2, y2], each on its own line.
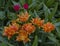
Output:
[16, 30, 30, 43]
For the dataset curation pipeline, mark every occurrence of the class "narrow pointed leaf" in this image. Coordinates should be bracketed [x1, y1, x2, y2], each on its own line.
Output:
[32, 35, 38, 46]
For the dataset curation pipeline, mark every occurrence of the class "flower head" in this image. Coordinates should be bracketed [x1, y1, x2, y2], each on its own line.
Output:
[13, 4, 20, 11]
[23, 3, 28, 9]
[3, 27, 16, 39]
[16, 30, 30, 43]
[22, 23, 36, 34]
[3, 22, 19, 39]
[18, 11, 30, 22]
[42, 22, 55, 32]
[31, 17, 44, 27]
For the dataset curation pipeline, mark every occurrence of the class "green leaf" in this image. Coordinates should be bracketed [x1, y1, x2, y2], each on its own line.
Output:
[43, 4, 51, 22]
[0, 36, 14, 46]
[55, 22, 60, 26]
[32, 0, 36, 2]
[38, 2, 43, 10]
[48, 33, 60, 45]
[11, 0, 19, 5]
[32, 35, 38, 46]
[49, 2, 58, 20]
[29, 2, 36, 9]
[19, 0, 25, 5]
[55, 26, 60, 37]
[0, 11, 5, 20]
[1, 42, 8, 46]
[7, 12, 17, 20]
[27, 0, 32, 5]
[0, 36, 3, 42]
[0, 0, 4, 7]
[34, 10, 38, 17]
[46, 0, 55, 7]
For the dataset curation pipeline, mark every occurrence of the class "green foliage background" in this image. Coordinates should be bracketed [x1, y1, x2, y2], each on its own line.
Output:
[0, 0, 60, 46]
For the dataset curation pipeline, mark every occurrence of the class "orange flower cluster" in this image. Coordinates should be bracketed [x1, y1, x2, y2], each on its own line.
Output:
[3, 23, 19, 39]
[3, 12, 55, 43]
[42, 22, 55, 32]
[31, 17, 44, 27]
[17, 11, 30, 22]
[16, 23, 35, 43]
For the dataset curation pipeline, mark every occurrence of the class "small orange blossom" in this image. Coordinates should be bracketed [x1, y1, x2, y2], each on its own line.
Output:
[42, 22, 55, 32]
[18, 11, 30, 22]
[31, 17, 44, 27]
[3, 22, 19, 39]
[21, 23, 36, 34]
[16, 30, 30, 43]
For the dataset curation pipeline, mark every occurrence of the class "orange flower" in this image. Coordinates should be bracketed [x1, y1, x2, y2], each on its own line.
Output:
[42, 22, 55, 32]
[31, 17, 44, 27]
[21, 23, 36, 34]
[9, 23, 19, 31]
[18, 11, 30, 22]
[3, 27, 16, 39]
[3, 23, 19, 39]
[16, 30, 30, 43]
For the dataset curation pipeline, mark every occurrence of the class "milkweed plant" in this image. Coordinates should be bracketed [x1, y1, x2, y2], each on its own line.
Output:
[0, 0, 60, 46]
